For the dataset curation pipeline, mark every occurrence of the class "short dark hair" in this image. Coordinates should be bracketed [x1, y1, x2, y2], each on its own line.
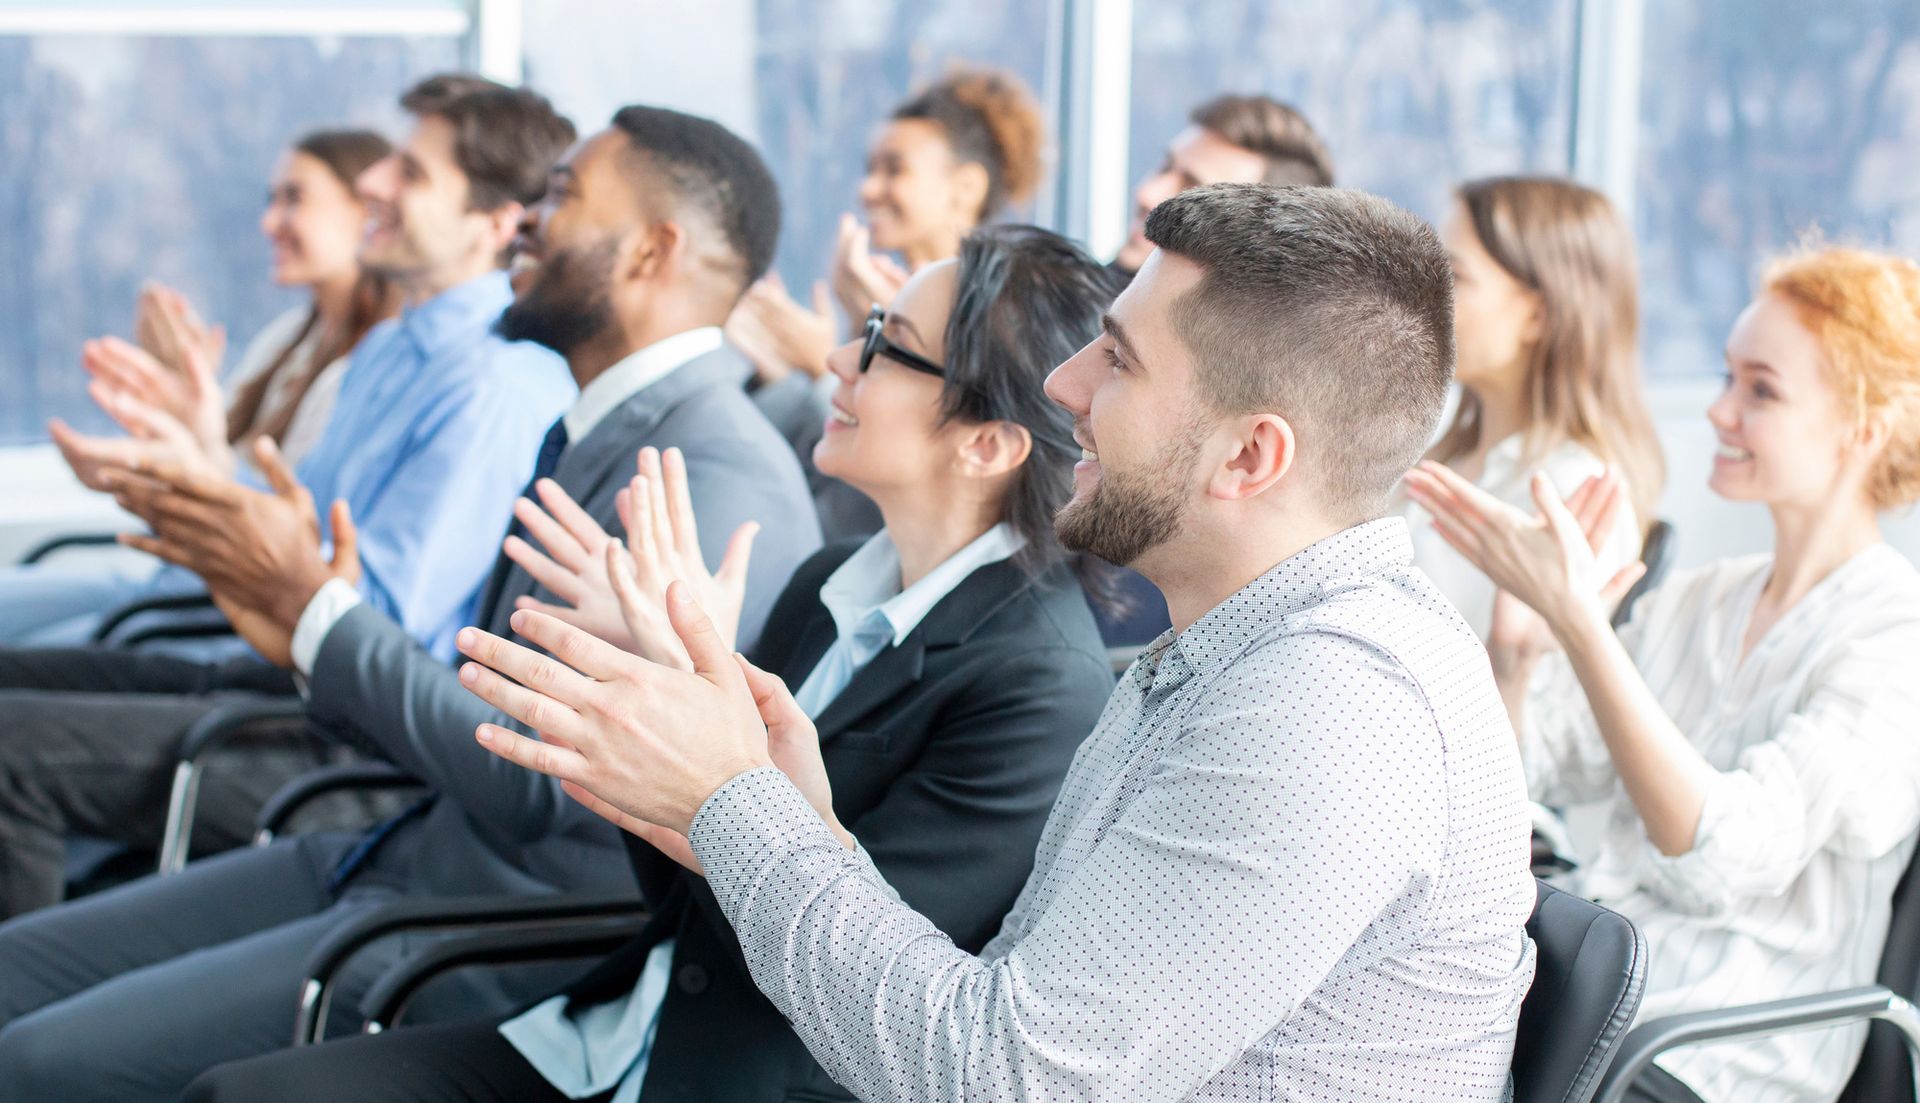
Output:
[400, 73, 576, 212]
[1190, 95, 1335, 188]
[1144, 184, 1452, 520]
[942, 225, 1124, 597]
[608, 105, 782, 297]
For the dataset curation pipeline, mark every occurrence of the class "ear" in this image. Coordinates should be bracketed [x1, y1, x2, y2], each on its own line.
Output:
[1854, 407, 1894, 462]
[479, 201, 527, 257]
[626, 220, 684, 283]
[954, 420, 1032, 481]
[1205, 413, 1295, 502]
[949, 161, 991, 224]
[1517, 285, 1547, 347]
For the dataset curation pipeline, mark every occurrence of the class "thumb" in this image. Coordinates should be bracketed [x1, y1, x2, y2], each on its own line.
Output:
[254, 436, 300, 499]
[1599, 561, 1648, 610]
[1529, 472, 1584, 549]
[665, 581, 741, 686]
[715, 522, 759, 589]
[328, 499, 360, 576]
[736, 653, 803, 723]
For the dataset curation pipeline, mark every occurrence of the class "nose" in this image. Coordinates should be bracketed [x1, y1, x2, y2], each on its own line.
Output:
[825, 336, 861, 386]
[356, 155, 398, 204]
[259, 202, 279, 240]
[1044, 337, 1100, 419]
[1706, 381, 1739, 434]
[857, 171, 886, 207]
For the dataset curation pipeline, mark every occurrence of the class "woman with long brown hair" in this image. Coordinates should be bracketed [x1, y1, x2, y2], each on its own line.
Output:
[1407, 175, 1665, 639]
[81, 127, 401, 473]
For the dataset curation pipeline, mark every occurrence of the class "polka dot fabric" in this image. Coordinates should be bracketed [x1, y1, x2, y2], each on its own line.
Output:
[692, 518, 1537, 1101]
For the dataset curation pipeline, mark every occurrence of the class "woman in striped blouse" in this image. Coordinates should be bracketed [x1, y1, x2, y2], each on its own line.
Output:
[1405, 245, 1920, 1103]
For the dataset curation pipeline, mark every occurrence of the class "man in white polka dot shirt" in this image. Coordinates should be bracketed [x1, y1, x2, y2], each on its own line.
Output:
[464, 183, 1539, 1101]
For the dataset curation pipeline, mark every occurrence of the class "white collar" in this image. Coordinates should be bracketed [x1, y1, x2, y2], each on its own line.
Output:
[817, 522, 1027, 648]
[562, 326, 725, 441]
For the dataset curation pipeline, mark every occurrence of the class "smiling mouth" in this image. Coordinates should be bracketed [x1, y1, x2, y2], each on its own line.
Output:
[828, 405, 858, 428]
[1715, 443, 1753, 462]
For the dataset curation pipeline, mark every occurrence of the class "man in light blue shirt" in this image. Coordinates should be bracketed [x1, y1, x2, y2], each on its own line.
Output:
[0, 73, 579, 920]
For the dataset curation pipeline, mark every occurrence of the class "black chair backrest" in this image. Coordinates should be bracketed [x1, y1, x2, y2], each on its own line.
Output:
[1515, 879, 1648, 1103]
[1612, 520, 1676, 630]
[1838, 842, 1920, 1102]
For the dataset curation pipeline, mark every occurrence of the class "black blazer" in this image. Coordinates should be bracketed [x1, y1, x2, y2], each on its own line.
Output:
[562, 541, 1115, 1102]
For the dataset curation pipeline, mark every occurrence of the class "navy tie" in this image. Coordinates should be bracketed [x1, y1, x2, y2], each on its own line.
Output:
[504, 418, 569, 544]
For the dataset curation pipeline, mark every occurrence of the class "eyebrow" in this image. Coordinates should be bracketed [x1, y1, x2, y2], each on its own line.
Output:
[888, 313, 933, 354]
[1723, 352, 1781, 379]
[1102, 313, 1143, 366]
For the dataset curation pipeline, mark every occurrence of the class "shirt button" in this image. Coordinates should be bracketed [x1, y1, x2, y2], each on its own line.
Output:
[676, 963, 710, 995]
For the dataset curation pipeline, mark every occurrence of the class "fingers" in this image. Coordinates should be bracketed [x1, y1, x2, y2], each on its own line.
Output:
[665, 581, 742, 688]
[715, 522, 760, 589]
[810, 280, 833, 318]
[457, 624, 597, 710]
[118, 531, 197, 570]
[660, 449, 700, 558]
[474, 722, 592, 783]
[1529, 473, 1588, 553]
[253, 437, 301, 500]
[502, 534, 585, 604]
[736, 654, 804, 723]
[327, 499, 360, 578]
[534, 478, 609, 553]
[507, 607, 637, 684]
[512, 496, 591, 572]
[1412, 461, 1498, 525]
[1599, 561, 1648, 610]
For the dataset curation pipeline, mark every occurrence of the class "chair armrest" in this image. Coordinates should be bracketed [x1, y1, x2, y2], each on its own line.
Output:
[293, 892, 648, 1046]
[158, 698, 310, 875]
[1590, 985, 1920, 1103]
[359, 914, 652, 1034]
[253, 763, 428, 847]
[91, 592, 221, 644]
[18, 532, 125, 565]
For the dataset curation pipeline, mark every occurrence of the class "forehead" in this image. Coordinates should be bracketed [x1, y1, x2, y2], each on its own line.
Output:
[1110, 251, 1203, 377]
[400, 113, 461, 175]
[1727, 291, 1827, 382]
[1165, 125, 1269, 185]
[871, 117, 952, 160]
[565, 130, 640, 202]
[887, 258, 958, 353]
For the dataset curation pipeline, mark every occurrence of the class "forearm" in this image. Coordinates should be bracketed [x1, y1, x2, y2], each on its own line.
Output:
[1556, 606, 1716, 855]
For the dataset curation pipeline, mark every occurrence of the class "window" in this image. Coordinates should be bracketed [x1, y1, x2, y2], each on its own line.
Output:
[0, 8, 466, 445]
[1635, 0, 1920, 377]
[1128, 0, 1577, 228]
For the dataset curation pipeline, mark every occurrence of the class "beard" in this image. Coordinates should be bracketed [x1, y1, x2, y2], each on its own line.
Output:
[496, 239, 618, 355]
[1054, 428, 1200, 568]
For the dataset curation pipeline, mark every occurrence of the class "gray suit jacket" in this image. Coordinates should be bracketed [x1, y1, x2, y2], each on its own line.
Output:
[306, 346, 822, 897]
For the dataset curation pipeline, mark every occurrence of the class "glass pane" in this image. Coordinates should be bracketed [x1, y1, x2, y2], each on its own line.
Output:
[1636, 0, 1920, 377]
[523, 0, 1061, 296]
[0, 34, 463, 445]
[1129, 0, 1576, 228]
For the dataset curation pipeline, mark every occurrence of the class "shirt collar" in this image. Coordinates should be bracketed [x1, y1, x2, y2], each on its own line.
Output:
[563, 326, 725, 441]
[817, 522, 1026, 649]
[1160, 517, 1415, 677]
[399, 270, 515, 358]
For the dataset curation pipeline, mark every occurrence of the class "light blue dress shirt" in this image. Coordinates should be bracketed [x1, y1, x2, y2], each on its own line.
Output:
[500, 522, 1024, 1103]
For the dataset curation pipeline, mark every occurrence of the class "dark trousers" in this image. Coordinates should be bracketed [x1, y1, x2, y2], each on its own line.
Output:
[184, 1019, 601, 1103]
[0, 645, 312, 917]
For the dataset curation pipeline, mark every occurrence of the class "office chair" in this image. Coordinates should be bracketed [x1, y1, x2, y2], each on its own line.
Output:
[1514, 878, 1648, 1103]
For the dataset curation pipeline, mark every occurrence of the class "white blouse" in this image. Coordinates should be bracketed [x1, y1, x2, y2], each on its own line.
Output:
[1406, 435, 1643, 639]
[1522, 543, 1920, 1103]
[224, 306, 350, 465]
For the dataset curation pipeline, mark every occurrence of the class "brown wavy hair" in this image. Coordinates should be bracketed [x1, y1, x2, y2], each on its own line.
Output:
[1429, 176, 1665, 531]
[227, 129, 401, 447]
[892, 65, 1045, 221]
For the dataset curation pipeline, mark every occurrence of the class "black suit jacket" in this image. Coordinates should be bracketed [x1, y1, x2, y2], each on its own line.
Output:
[562, 541, 1114, 1102]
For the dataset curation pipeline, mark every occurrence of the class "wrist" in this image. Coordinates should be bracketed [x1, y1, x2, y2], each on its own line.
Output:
[271, 564, 335, 629]
[1550, 596, 1616, 660]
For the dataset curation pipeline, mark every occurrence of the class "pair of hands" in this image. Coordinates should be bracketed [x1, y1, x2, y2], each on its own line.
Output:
[502, 446, 757, 671]
[724, 214, 908, 384]
[107, 435, 359, 666]
[458, 577, 845, 873]
[1400, 462, 1646, 663]
[55, 284, 235, 492]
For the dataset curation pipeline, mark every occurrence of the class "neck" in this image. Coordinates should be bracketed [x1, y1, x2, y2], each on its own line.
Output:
[1143, 512, 1345, 633]
[901, 231, 961, 271]
[873, 487, 999, 590]
[568, 305, 721, 390]
[399, 254, 497, 306]
[1467, 376, 1530, 459]
[309, 274, 358, 330]
[1763, 493, 1881, 610]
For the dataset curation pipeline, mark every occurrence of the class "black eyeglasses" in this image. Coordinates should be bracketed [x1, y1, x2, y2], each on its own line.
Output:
[858, 305, 944, 377]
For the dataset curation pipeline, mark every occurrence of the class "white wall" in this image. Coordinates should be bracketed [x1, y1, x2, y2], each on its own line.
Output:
[0, 443, 138, 565]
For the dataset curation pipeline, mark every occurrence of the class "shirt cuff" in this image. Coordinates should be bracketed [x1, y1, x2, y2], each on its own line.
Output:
[689, 767, 844, 914]
[291, 577, 364, 677]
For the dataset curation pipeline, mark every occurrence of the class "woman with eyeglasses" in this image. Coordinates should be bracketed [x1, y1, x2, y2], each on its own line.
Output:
[184, 224, 1122, 1103]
